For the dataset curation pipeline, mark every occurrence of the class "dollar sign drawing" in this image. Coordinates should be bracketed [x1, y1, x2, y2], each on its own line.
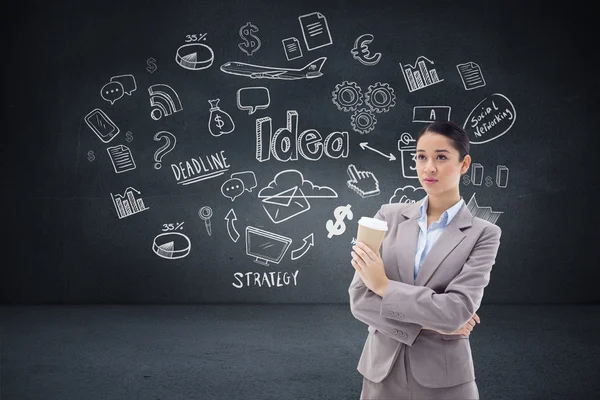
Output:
[146, 57, 157, 73]
[214, 115, 224, 129]
[326, 204, 353, 239]
[125, 131, 133, 142]
[462, 175, 471, 186]
[485, 176, 493, 187]
[238, 22, 261, 56]
[87, 150, 95, 162]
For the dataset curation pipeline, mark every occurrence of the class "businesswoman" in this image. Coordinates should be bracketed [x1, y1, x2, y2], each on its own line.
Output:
[349, 121, 502, 399]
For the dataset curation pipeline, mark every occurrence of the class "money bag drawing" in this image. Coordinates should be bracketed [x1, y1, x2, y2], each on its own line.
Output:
[208, 99, 235, 137]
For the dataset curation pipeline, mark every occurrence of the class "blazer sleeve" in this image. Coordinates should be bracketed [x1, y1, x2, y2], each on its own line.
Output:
[348, 205, 423, 346]
[379, 223, 502, 333]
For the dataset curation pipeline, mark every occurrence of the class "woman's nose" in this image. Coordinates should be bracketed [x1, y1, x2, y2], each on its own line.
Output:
[425, 162, 436, 173]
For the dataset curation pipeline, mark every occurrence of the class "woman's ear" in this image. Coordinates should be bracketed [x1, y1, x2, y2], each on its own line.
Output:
[461, 154, 471, 175]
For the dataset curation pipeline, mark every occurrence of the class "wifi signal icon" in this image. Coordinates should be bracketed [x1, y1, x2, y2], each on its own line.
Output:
[148, 84, 183, 121]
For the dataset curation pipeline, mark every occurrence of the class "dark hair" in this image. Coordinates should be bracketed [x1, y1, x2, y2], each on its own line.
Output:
[416, 121, 470, 161]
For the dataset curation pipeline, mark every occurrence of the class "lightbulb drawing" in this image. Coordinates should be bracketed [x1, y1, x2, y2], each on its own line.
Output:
[198, 206, 213, 236]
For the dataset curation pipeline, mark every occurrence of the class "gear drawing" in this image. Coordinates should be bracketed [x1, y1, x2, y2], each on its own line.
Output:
[350, 108, 377, 134]
[365, 82, 396, 113]
[332, 81, 363, 112]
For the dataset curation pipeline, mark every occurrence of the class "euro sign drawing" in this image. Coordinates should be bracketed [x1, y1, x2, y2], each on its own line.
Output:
[350, 34, 382, 66]
[238, 22, 261, 56]
[326, 204, 353, 238]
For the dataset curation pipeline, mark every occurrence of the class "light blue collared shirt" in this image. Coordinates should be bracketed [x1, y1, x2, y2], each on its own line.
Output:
[414, 196, 465, 281]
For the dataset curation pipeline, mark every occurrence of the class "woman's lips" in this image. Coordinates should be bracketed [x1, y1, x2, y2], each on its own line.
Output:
[424, 179, 438, 184]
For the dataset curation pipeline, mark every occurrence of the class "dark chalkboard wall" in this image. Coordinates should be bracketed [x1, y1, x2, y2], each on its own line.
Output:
[5, 0, 599, 303]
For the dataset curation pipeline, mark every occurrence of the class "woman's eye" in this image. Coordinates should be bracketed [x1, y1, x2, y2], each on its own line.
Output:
[437, 155, 447, 160]
[416, 155, 425, 160]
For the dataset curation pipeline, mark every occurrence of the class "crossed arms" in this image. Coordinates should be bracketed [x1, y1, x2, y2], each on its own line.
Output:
[348, 208, 502, 345]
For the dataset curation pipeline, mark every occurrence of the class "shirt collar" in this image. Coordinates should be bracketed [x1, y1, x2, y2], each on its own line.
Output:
[419, 195, 464, 227]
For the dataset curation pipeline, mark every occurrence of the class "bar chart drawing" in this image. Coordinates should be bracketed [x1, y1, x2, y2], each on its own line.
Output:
[110, 187, 150, 219]
[400, 56, 443, 92]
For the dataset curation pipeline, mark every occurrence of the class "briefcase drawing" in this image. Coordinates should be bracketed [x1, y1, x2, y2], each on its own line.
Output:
[261, 186, 311, 224]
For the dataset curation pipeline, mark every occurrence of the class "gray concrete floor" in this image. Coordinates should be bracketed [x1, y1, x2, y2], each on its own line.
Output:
[1, 304, 599, 400]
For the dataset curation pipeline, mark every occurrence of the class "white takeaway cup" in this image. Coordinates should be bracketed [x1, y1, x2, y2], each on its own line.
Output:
[356, 217, 388, 253]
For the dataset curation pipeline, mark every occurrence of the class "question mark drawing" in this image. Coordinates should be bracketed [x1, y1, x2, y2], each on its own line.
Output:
[153, 131, 177, 169]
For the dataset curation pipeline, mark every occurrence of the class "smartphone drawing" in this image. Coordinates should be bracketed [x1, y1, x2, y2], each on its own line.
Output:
[85, 108, 120, 143]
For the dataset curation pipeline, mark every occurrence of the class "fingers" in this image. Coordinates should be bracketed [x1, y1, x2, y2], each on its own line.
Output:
[351, 260, 365, 278]
[347, 164, 359, 182]
[461, 315, 482, 334]
[351, 252, 366, 269]
[354, 242, 376, 261]
[353, 243, 370, 259]
[459, 320, 475, 334]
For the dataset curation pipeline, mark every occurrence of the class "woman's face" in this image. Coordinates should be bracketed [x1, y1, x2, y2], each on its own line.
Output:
[415, 131, 470, 196]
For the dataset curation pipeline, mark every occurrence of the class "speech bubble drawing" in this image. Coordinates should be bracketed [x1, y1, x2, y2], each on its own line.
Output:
[236, 87, 270, 115]
[231, 171, 257, 192]
[100, 81, 124, 105]
[221, 178, 245, 201]
[110, 74, 137, 95]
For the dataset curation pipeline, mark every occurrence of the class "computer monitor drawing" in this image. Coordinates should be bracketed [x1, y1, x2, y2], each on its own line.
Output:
[245, 226, 292, 266]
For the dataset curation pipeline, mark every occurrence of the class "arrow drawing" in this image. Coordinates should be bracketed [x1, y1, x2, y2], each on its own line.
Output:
[359, 142, 396, 161]
[290, 233, 314, 260]
[225, 209, 240, 242]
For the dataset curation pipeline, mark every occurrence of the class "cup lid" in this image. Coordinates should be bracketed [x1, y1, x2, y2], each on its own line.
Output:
[358, 217, 388, 231]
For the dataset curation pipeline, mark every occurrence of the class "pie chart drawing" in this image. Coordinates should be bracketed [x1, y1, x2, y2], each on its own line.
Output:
[176, 43, 214, 70]
[152, 232, 191, 259]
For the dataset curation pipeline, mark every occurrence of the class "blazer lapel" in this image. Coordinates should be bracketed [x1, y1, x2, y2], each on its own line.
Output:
[414, 203, 473, 287]
[394, 201, 422, 285]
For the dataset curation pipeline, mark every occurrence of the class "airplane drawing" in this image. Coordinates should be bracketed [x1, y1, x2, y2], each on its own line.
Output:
[220, 57, 327, 80]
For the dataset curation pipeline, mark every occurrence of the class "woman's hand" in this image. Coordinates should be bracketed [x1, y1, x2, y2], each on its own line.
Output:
[424, 313, 481, 336]
[351, 241, 390, 296]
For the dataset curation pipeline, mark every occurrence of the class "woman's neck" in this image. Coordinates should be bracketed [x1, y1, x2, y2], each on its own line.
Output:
[426, 192, 462, 217]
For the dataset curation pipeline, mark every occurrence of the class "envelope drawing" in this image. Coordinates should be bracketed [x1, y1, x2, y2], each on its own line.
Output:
[261, 186, 311, 224]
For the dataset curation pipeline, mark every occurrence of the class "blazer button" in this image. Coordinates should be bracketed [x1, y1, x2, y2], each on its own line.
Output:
[393, 329, 399, 334]
[389, 311, 396, 317]
[401, 333, 408, 340]
[398, 313, 405, 320]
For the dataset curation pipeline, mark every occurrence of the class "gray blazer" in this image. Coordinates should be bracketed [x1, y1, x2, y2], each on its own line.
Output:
[348, 199, 502, 388]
